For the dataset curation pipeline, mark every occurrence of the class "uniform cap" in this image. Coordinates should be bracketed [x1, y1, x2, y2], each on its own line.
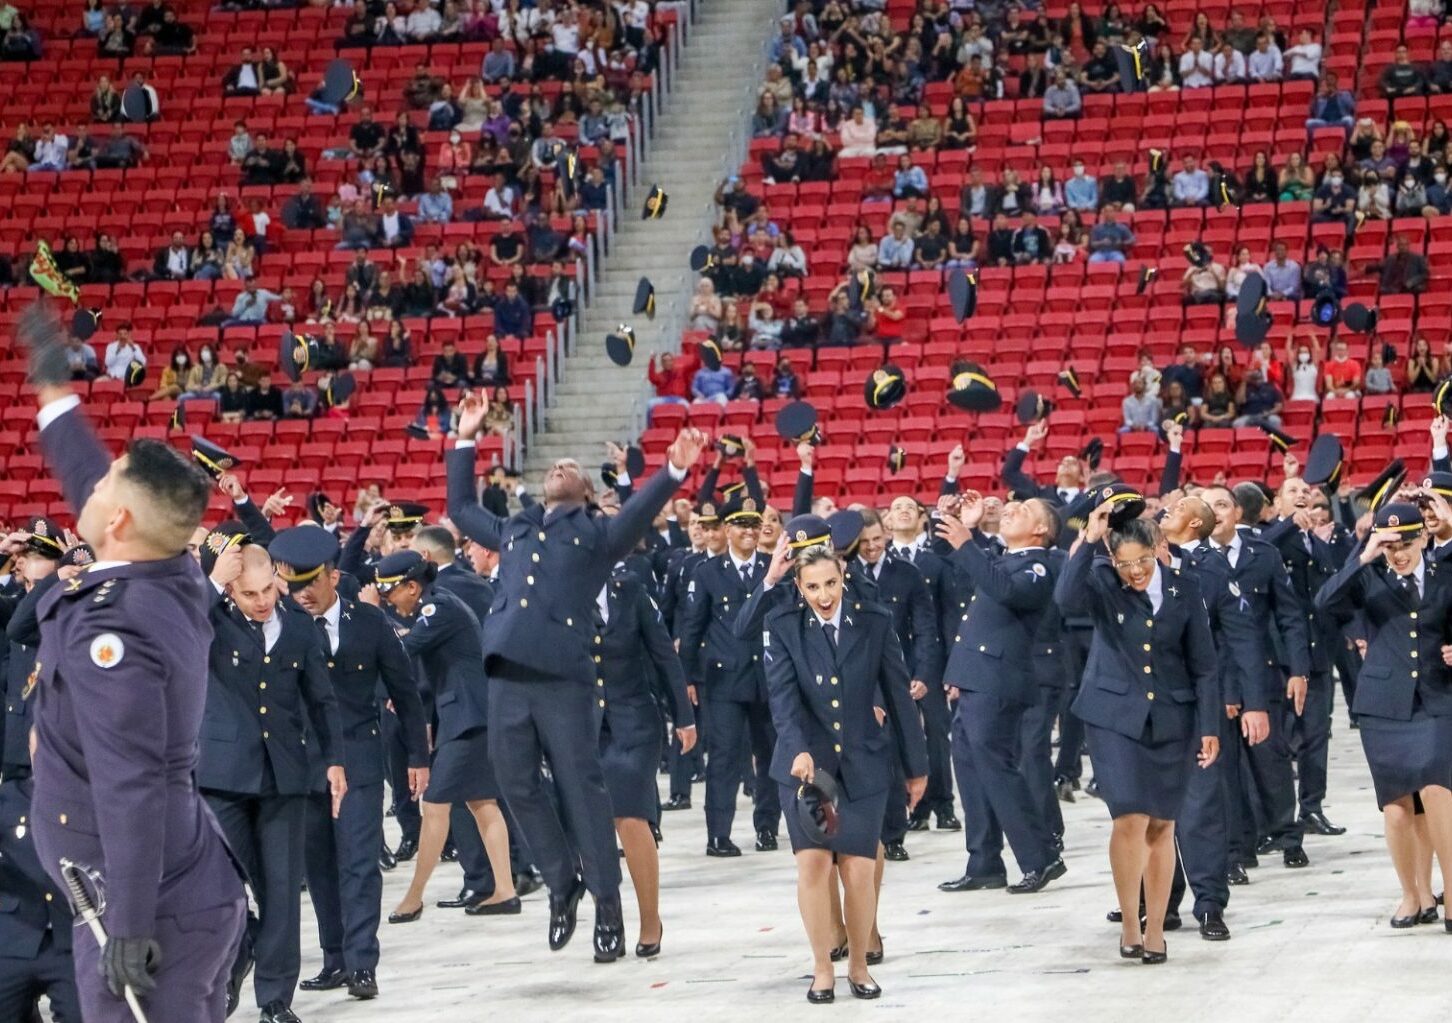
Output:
[21, 516, 65, 558]
[1422, 471, 1452, 498]
[1233, 269, 1272, 347]
[1373, 502, 1424, 538]
[124, 360, 146, 388]
[1080, 437, 1104, 470]
[722, 495, 763, 526]
[1095, 482, 1146, 528]
[796, 770, 842, 840]
[947, 268, 977, 323]
[321, 371, 355, 408]
[198, 519, 251, 578]
[600, 461, 619, 488]
[946, 364, 1001, 412]
[641, 184, 668, 220]
[279, 330, 317, 383]
[1309, 290, 1340, 328]
[775, 400, 820, 444]
[1136, 265, 1158, 294]
[384, 501, 428, 532]
[1360, 459, 1406, 515]
[268, 526, 342, 591]
[632, 277, 656, 320]
[320, 58, 362, 107]
[120, 83, 154, 122]
[689, 245, 718, 273]
[784, 514, 832, 551]
[1015, 390, 1053, 425]
[887, 445, 907, 475]
[698, 337, 723, 372]
[1303, 434, 1344, 488]
[716, 433, 745, 459]
[1057, 367, 1082, 399]
[605, 325, 636, 367]
[1342, 302, 1379, 335]
[847, 268, 877, 310]
[71, 307, 102, 341]
[625, 445, 646, 478]
[372, 549, 435, 593]
[1257, 421, 1297, 452]
[60, 543, 96, 569]
[827, 509, 864, 556]
[694, 500, 722, 526]
[863, 364, 907, 410]
[192, 436, 241, 480]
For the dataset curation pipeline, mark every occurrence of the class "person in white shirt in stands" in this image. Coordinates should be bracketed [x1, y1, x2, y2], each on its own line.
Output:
[103, 323, 144, 381]
[1283, 29, 1322, 81]
[405, 0, 441, 41]
[551, 7, 581, 55]
[29, 122, 69, 171]
[1212, 41, 1247, 84]
[482, 172, 516, 220]
[1178, 37, 1214, 88]
[1247, 33, 1284, 82]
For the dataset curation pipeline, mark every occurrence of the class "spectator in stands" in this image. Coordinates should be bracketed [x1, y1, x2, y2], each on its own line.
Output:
[982, 212, 1014, 267]
[868, 286, 906, 344]
[281, 377, 316, 420]
[1011, 211, 1051, 265]
[281, 179, 326, 231]
[1243, 151, 1277, 203]
[1019, 52, 1050, 99]
[1181, 249, 1227, 304]
[240, 132, 277, 185]
[1364, 348, 1394, 396]
[1257, 241, 1301, 301]
[246, 374, 283, 421]
[1200, 373, 1236, 427]
[1162, 344, 1203, 402]
[914, 219, 948, 269]
[777, 298, 816, 349]
[941, 215, 977, 268]
[213, 373, 246, 422]
[1247, 33, 1283, 82]
[1225, 246, 1262, 301]
[1031, 166, 1065, 215]
[89, 233, 123, 284]
[104, 324, 143, 381]
[732, 363, 768, 400]
[483, 386, 514, 437]
[841, 225, 875, 274]
[225, 279, 281, 326]
[98, 12, 134, 57]
[691, 356, 735, 405]
[91, 74, 121, 123]
[877, 221, 914, 269]
[1043, 69, 1082, 119]
[1377, 234, 1430, 295]
[1311, 167, 1355, 227]
[1080, 40, 1119, 93]
[1086, 208, 1134, 263]
[428, 339, 469, 389]
[1284, 29, 1322, 81]
[1120, 376, 1161, 433]
[767, 231, 808, 278]
[28, 122, 67, 172]
[907, 104, 940, 149]
[1431, 41, 1452, 95]
[151, 348, 188, 403]
[646, 352, 690, 413]
[751, 93, 787, 139]
[1427, 165, 1452, 215]
[1406, 336, 1441, 392]
[893, 154, 928, 199]
[468, 333, 506, 388]
[1380, 45, 1428, 100]
[718, 301, 746, 350]
[348, 324, 378, 371]
[80, 0, 106, 36]
[1277, 150, 1315, 201]
[223, 46, 262, 97]
[1062, 160, 1098, 211]
[1233, 368, 1284, 429]
[1395, 173, 1429, 218]
[1281, 335, 1321, 402]
[1179, 37, 1214, 88]
[92, 121, 145, 169]
[188, 230, 222, 281]
[153, 231, 194, 281]
[994, 167, 1032, 217]
[182, 345, 225, 400]
[418, 177, 454, 224]
[837, 106, 877, 157]
[1160, 379, 1194, 429]
[1201, 345, 1242, 396]
[820, 290, 867, 348]
[1347, 119, 1382, 163]
[493, 281, 533, 339]
[0, 121, 31, 172]
[940, 95, 977, 150]
[375, 195, 414, 248]
[54, 236, 90, 285]
[1322, 339, 1363, 399]
[228, 121, 252, 165]
[222, 229, 256, 281]
[1302, 246, 1348, 299]
[1098, 160, 1137, 211]
[1356, 171, 1393, 220]
[349, 106, 386, 161]
[1171, 155, 1210, 207]
[1359, 140, 1398, 183]
[66, 336, 99, 381]
[482, 38, 516, 83]
[887, 198, 923, 237]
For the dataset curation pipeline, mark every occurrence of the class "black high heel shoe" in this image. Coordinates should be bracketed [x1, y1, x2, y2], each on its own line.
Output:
[387, 905, 423, 924]
[806, 981, 835, 1004]
[635, 923, 662, 958]
[1119, 943, 1143, 959]
[865, 937, 884, 966]
[1141, 942, 1168, 965]
[848, 977, 882, 1000]
[1417, 906, 1439, 925]
[829, 941, 848, 962]
[1391, 911, 1419, 929]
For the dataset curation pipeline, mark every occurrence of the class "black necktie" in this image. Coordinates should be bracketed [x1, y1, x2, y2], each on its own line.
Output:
[314, 616, 330, 651]
[894, 545, 913, 562]
[823, 623, 837, 647]
[740, 563, 753, 587]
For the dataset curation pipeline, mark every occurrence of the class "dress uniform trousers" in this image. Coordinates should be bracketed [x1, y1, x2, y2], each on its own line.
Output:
[382, 708, 420, 845]
[1020, 685, 1064, 839]
[910, 684, 955, 822]
[0, 779, 79, 1023]
[303, 781, 385, 974]
[488, 676, 621, 900]
[1171, 708, 1234, 919]
[1233, 691, 1304, 852]
[0, 931, 78, 1023]
[703, 696, 780, 841]
[205, 766, 306, 1009]
[667, 708, 704, 799]
[1052, 625, 1093, 782]
[952, 691, 1056, 878]
[1284, 669, 1334, 817]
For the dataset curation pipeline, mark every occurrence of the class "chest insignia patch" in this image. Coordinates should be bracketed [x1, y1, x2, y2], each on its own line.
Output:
[90, 633, 125, 669]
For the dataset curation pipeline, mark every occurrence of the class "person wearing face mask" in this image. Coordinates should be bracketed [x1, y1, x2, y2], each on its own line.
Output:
[1065, 160, 1099, 210]
[151, 346, 191, 401]
[1285, 333, 1322, 402]
[1315, 503, 1452, 933]
[1426, 165, 1452, 215]
[1312, 168, 1356, 226]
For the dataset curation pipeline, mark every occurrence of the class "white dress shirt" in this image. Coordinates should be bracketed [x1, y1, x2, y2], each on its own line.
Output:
[1144, 564, 1164, 615]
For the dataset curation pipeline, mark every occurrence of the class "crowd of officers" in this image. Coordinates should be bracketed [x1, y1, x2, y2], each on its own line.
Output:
[4, 396, 1452, 1018]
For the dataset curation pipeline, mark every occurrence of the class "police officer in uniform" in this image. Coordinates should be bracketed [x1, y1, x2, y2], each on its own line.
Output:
[203, 540, 346, 1023]
[21, 359, 247, 1022]
[445, 401, 705, 961]
[677, 495, 784, 856]
[272, 527, 430, 1002]
[935, 492, 1067, 895]
[661, 507, 724, 811]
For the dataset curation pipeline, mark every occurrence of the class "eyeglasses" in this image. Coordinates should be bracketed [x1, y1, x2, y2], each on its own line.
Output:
[1112, 555, 1156, 572]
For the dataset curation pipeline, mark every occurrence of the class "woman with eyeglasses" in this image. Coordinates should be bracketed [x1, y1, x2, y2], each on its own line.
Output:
[760, 528, 927, 1003]
[1054, 504, 1220, 964]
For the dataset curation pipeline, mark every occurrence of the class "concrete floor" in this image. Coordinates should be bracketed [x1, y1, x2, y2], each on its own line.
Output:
[288, 718, 1449, 1021]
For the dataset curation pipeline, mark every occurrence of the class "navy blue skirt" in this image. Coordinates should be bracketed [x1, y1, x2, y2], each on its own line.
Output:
[779, 781, 886, 860]
[599, 708, 665, 823]
[1084, 722, 1192, 821]
[424, 726, 499, 804]
[1358, 711, 1452, 809]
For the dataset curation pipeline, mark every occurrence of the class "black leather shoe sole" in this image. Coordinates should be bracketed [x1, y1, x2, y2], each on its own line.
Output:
[1141, 945, 1168, 964]
[706, 843, 742, 857]
[755, 834, 779, 852]
[883, 843, 909, 862]
[938, 874, 1008, 892]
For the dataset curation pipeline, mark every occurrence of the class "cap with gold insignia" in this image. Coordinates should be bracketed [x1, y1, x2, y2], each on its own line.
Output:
[605, 325, 636, 367]
[1435, 378, 1452, 419]
[269, 526, 342, 592]
[1183, 241, 1212, 268]
[1057, 367, 1082, 399]
[372, 549, 436, 593]
[698, 336, 723, 372]
[192, 436, 242, 480]
[641, 184, 668, 220]
[198, 520, 252, 577]
[847, 267, 877, 310]
[947, 267, 977, 323]
[321, 371, 356, 409]
[385, 502, 428, 533]
[71, 307, 102, 341]
[887, 445, 907, 475]
[784, 514, 832, 552]
[722, 495, 763, 527]
[1137, 265, 1158, 294]
[124, 359, 146, 388]
[1303, 433, 1344, 488]
[694, 501, 721, 526]
[60, 543, 96, 568]
[827, 509, 864, 558]
[1093, 482, 1146, 528]
[1423, 471, 1452, 498]
[1234, 270, 1272, 347]
[1257, 421, 1297, 452]
[1373, 502, 1424, 539]
[1015, 390, 1053, 425]
[689, 245, 718, 273]
[280, 330, 319, 383]
[719, 481, 745, 502]
[947, 363, 1001, 412]
[775, 400, 821, 445]
[716, 433, 746, 459]
[633, 277, 656, 320]
[22, 516, 66, 559]
[1360, 459, 1407, 515]
[863, 364, 907, 410]
[625, 445, 646, 478]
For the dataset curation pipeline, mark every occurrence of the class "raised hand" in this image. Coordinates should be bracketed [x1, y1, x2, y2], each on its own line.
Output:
[454, 392, 488, 440]
[1024, 420, 1049, 446]
[946, 443, 965, 477]
[668, 427, 709, 472]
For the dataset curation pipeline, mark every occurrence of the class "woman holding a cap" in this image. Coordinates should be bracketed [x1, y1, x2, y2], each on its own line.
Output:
[761, 530, 927, 1002]
[1055, 500, 1221, 964]
[1315, 501, 1452, 931]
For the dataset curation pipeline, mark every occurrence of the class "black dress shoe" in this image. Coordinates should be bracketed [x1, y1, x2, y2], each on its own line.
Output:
[1226, 864, 1250, 886]
[848, 977, 882, 1000]
[1198, 910, 1230, 941]
[883, 840, 909, 861]
[1256, 836, 1277, 855]
[1119, 944, 1143, 959]
[935, 812, 962, 831]
[347, 969, 378, 1000]
[515, 871, 544, 898]
[260, 1002, 302, 1023]
[393, 837, 418, 862]
[299, 967, 348, 991]
[755, 830, 778, 852]
[1055, 778, 1077, 803]
[806, 983, 835, 1004]
[1283, 847, 1310, 869]
[466, 896, 523, 916]
[440, 842, 459, 862]
[1163, 910, 1182, 932]
[388, 905, 423, 924]
[1418, 906, 1440, 925]
[1390, 912, 1419, 929]
[593, 899, 625, 963]
[549, 875, 587, 951]
[1445, 919, 1452, 934]
[1007, 858, 1067, 894]
[829, 941, 847, 962]
[1300, 811, 1347, 836]
[1141, 943, 1168, 965]
[437, 888, 488, 910]
[662, 794, 692, 811]
[378, 843, 397, 872]
[706, 837, 742, 857]
[635, 923, 662, 958]
[1238, 854, 1260, 869]
[938, 873, 1007, 892]
[1107, 909, 1123, 923]
[906, 817, 930, 832]
[865, 938, 884, 965]
[1084, 778, 1100, 799]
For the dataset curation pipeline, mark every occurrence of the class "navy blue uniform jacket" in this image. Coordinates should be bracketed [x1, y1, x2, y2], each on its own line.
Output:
[598, 576, 694, 735]
[395, 586, 489, 743]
